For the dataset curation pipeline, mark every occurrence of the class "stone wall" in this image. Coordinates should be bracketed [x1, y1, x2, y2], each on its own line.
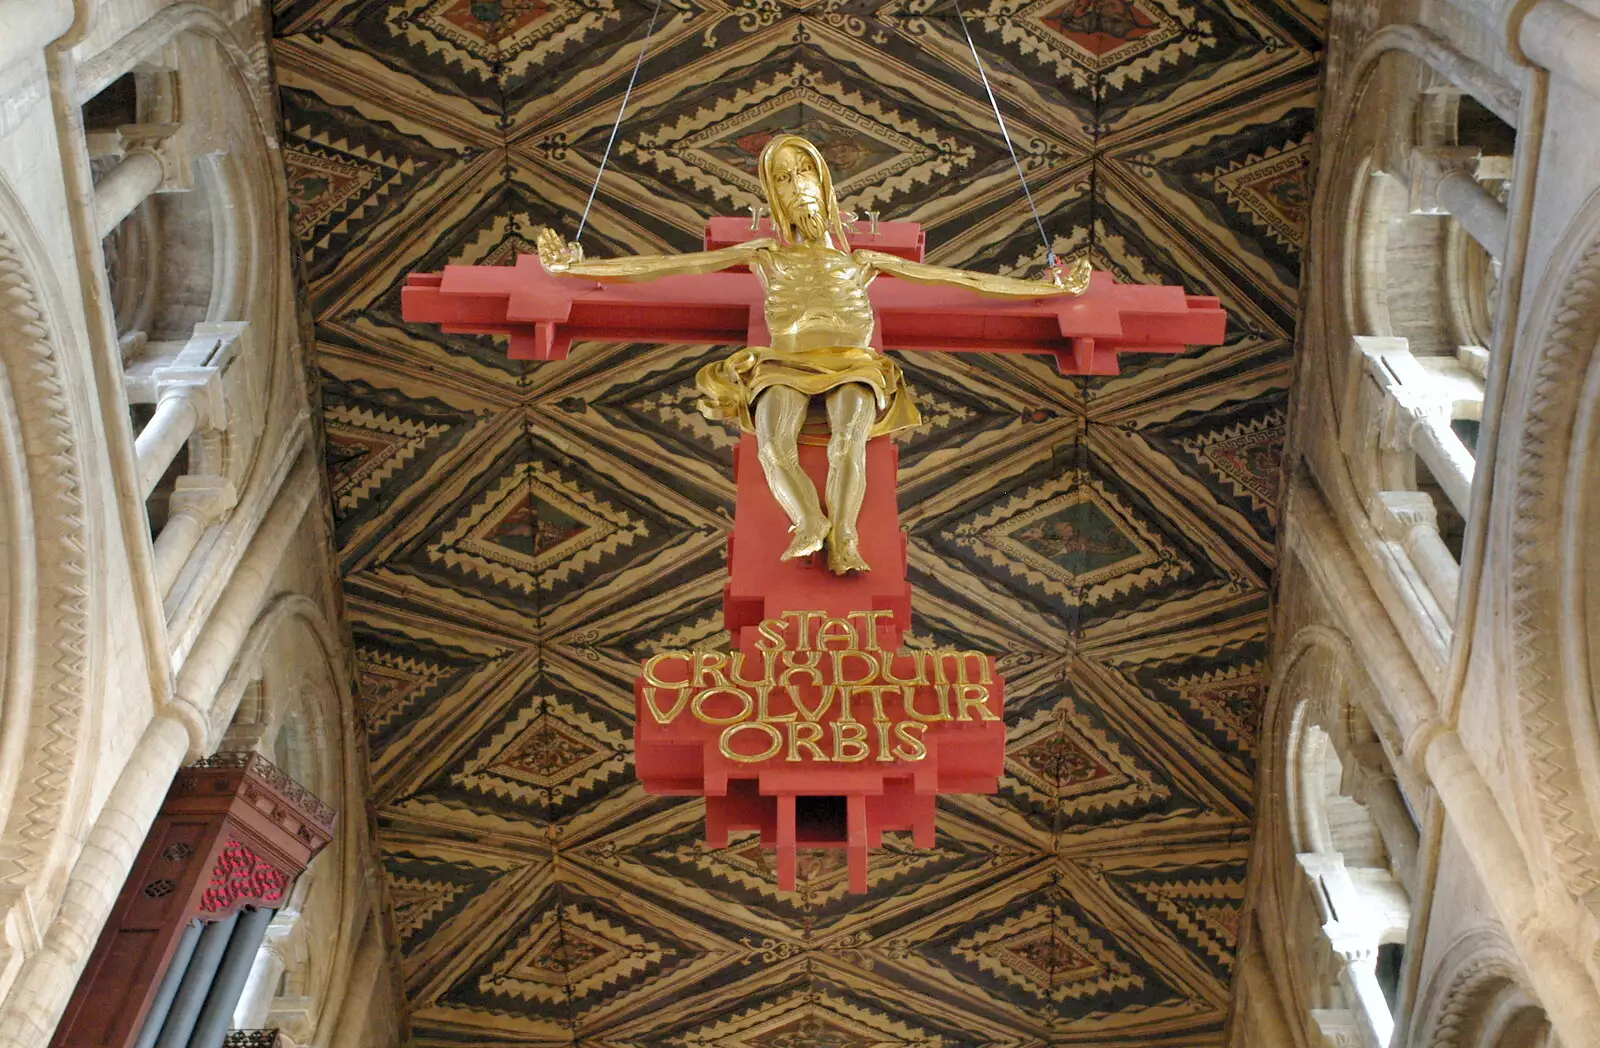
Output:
[1234, 0, 1600, 1043]
[0, 2, 400, 1044]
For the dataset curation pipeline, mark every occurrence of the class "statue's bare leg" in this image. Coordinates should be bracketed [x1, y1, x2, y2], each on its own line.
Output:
[824, 383, 875, 574]
[754, 386, 829, 560]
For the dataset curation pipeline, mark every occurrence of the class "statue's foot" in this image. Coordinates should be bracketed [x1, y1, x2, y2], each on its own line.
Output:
[827, 532, 871, 575]
[782, 517, 830, 561]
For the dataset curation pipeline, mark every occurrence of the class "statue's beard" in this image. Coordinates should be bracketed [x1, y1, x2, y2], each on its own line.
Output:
[792, 205, 827, 242]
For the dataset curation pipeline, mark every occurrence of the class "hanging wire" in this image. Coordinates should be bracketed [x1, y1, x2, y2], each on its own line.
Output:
[574, 0, 667, 245]
[951, 0, 1057, 270]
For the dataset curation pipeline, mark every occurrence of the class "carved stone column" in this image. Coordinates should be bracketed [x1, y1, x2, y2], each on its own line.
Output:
[1520, 0, 1600, 99]
[1410, 146, 1510, 260]
[151, 476, 237, 597]
[130, 324, 240, 501]
[48, 755, 335, 1048]
[1371, 491, 1460, 624]
[92, 124, 190, 239]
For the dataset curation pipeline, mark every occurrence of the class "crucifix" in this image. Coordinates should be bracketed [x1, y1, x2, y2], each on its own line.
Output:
[403, 133, 1225, 891]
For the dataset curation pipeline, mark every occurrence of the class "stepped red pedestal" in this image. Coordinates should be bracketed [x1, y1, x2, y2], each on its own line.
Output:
[634, 438, 1004, 893]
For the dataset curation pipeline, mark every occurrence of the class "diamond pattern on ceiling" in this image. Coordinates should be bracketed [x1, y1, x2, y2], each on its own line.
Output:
[272, 0, 1321, 1037]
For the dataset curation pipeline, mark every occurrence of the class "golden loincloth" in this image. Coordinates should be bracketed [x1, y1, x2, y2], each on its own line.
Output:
[694, 345, 922, 442]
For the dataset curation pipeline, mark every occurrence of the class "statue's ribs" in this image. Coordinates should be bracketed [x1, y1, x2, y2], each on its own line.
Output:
[401, 224, 1226, 375]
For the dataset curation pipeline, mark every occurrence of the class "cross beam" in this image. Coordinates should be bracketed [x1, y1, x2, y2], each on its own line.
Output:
[401, 221, 1227, 375]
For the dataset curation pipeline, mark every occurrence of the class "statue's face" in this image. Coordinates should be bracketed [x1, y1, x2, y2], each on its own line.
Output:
[769, 145, 828, 242]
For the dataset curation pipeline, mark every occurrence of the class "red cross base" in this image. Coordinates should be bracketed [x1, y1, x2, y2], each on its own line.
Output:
[635, 437, 1005, 893]
[401, 219, 1227, 892]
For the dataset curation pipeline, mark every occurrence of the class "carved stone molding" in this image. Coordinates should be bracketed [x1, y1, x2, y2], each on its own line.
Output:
[1410, 932, 1540, 1048]
[0, 183, 94, 895]
[1504, 190, 1600, 908]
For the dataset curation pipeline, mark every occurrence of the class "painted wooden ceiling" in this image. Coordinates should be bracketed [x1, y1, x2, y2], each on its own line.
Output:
[268, 0, 1321, 1041]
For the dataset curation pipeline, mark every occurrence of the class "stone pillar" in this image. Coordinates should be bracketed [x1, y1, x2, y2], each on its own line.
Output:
[48, 755, 335, 1048]
[135, 387, 203, 500]
[95, 152, 166, 239]
[1372, 491, 1460, 624]
[131, 325, 238, 503]
[1520, 0, 1600, 100]
[1407, 410, 1476, 516]
[92, 124, 188, 239]
[229, 940, 286, 1031]
[152, 476, 237, 597]
[1410, 147, 1509, 259]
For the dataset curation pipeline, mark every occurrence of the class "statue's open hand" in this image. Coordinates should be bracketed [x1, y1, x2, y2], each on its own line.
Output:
[535, 228, 583, 273]
[1048, 256, 1093, 295]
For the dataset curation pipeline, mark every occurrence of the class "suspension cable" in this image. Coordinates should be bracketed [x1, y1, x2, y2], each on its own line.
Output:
[951, 0, 1057, 270]
[574, 0, 667, 245]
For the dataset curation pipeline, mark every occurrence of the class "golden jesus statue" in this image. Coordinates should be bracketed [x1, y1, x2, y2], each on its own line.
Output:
[536, 134, 1091, 574]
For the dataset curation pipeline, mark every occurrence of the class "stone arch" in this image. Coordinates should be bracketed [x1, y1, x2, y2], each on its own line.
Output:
[208, 594, 370, 1034]
[83, 3, 296, 504]
[1411, 931, 1551, 1048]
[1250, 625, 1359, 1022]
[1316, 27, 1518, 362]
[1251, 621, 1416, 1046]
[0, 176, 99, 908]
[1501, 186, 1600, 912]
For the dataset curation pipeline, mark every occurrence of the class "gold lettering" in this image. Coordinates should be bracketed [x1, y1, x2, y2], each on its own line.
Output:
[926, 649, 992, 685]
[853, 684, 899, 722]
[788, 611, 825, 650]
[848, 610, 895, 651]
[877, 650, 926, 686]
[831, 721, 870, 762]
[831, 650, 878, 687]
[691, 686, 753, 724]
[641, 687, 692, 725]
[793, 684, 837, 723]
[874, 720, 895, 762]
[730, 650, 777, 685]
[954, 684, 999, 722]
[815, 617, 857, 649]
[905, 685, 950, 722]
[720, 722, 783, 762]
[693, 650, 733, 687]
[756, 684, 795, 722]
[755, 617, 788, 651]
[778, 650, 823, 688]
[892, 721, 929, 760]
[928, 646, 985, 688]
[785, 721, 827, 762]
[642, 650, 692, 688]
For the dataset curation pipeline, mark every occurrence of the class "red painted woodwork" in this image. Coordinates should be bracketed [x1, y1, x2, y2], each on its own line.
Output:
[403, 219, 1229, 893]
[723, 436, 910, 631]
[634, 438, 1004, 893]
[50, 754, 334, 1048]
[400, 221, 1226, 373]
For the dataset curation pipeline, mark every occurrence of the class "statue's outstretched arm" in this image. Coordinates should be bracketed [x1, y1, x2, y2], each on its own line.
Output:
[536, 228, 772, 282]
[859, 248, 1092, 297]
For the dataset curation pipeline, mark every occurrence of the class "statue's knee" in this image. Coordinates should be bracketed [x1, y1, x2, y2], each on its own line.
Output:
[757, 441, 798, 473]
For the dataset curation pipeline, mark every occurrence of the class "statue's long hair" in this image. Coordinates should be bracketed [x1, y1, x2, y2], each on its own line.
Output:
[757, 134, 851, 250]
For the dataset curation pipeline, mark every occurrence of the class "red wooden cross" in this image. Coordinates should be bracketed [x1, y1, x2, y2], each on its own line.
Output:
[403, 219, 1226, 891]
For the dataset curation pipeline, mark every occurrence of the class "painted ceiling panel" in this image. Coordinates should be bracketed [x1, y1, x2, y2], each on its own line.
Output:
[271, 0, 1320, 1039]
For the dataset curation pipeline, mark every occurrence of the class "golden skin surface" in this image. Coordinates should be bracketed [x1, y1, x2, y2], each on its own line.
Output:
[536, 134, 1089, 572]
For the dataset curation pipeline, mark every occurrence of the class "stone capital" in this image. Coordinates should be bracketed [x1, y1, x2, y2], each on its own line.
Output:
[1369, 490, 1439, 541]
[1409, 145, 1483, 215]
[150, 324, 246, 429]
[168, 474, 238, 522]
[114, 122, 193, 192]
[1310, 1008, 1365, 1048]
